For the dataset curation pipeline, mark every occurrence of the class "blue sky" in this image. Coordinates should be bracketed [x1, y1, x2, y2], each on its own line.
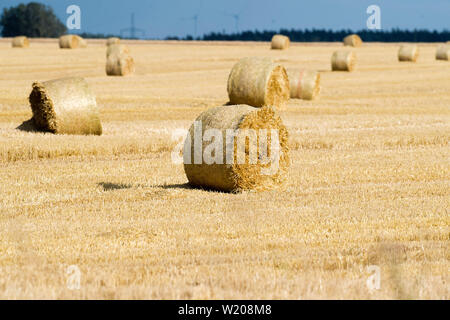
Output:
[1, 0, 449, 38]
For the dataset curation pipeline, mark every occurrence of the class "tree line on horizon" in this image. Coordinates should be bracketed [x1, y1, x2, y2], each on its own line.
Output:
[170, 28, 450, 43]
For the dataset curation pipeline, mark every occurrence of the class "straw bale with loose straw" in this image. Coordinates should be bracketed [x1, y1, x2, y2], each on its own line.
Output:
[184, 105, 289, 192]
[28, 77, 102, 135]
[12, 36, 29, 48]
[343, 34, 362, 47]
[287, 69, 321, 100]
[59, 35, 80, 49]
[435, 45, 450, 61]
[398, 45, 419, 62]
[271, 34, 290, 50]
[227, 57, 290, 109]
[331, 51, 356, 71]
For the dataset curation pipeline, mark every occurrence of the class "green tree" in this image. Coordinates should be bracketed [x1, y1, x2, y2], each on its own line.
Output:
[0, 2, 66, 37]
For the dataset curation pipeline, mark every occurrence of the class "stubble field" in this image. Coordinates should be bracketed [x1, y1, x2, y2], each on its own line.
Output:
[0, 39, 448, 299]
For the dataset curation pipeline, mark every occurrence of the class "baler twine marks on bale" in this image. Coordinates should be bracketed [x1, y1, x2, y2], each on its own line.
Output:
[28, 77, 102, 135]
[183, 105, 290, 193]
[287, 69, 321, 100]
[227, 57, 290, 109]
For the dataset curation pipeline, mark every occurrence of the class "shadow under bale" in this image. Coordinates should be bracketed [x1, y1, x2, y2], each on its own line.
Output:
[16, 119, 39, 132]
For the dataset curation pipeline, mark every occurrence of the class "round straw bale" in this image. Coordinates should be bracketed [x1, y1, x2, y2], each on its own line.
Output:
[271, 34, 290, 50]
[106, 37, 120, 46]
[12, 36, 29, 48]
[28, 77, 102, 135]
[343, 34, 363, 47]
[398, 45, 419, 62]
[435, 45, 450, 61]
[183, 105, 289, 192]
[227, 57, 290, 109]
[106, 53, 135, 76]
[287, 69, 321, 100]
[75, 35, 87, 48]
[331, 51, 356, 71]
[59, 35, 80, 49]
[106, 44, 130, 58]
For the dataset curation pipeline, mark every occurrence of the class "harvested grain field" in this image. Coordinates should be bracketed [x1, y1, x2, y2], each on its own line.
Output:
[0, 39, 448, 299]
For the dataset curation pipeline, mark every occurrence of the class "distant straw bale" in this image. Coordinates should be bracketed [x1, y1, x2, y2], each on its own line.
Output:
[59, 35, 79, 49]
[343, 34, 363, 47]
[331, 51, 356, 71]
[12, 36, 29, 48]
[271, 35, 290, 50]
[398, 45, 419, 62]
[106, 37, 120, 46]
[435, 45, 450, 61]
[106, 44, 130, 58]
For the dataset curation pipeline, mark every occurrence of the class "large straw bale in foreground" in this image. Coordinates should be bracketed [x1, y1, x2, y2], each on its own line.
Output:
[331, 51, 356, 71]
[106, 44, 130, 58]
[436, 45, 450, 61]
[106, 53, 135, 76]
[398, 45, 419, 62]
[106, 37, 120, 46]
[343, 34, 363, 47]
[28, 77, 102, 135]
[271, 34, 290, 50]
[287, 69, 321, 100]
[59, 35, 80, 49]
[183, 105, 289, 192]
[227, 57, 290, 109]
[12, 36, 29, 48]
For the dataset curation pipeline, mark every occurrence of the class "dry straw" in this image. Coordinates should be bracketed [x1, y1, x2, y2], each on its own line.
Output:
[271, 34, 290, 50]
[28, 77, 102, 135]
[343, 34, 363, 47]
[106, 44, 130, 58]
[76, 35, 87, 48]
[227, 57, 290, 109]
[435, 45, 450, 61]
[287, 69, 321, 100]
[59, 35, 80, 49]
[106, 53, 135, 76]
[183, 105, 289, 192]
[12, 36, 29, 48]
[398, 45, 419, 62]
[106, 37, 120, 46]
[331, 51, 356, 71]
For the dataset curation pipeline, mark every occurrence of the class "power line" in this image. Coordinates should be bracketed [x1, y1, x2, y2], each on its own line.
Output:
[120, 13, 145, 39]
